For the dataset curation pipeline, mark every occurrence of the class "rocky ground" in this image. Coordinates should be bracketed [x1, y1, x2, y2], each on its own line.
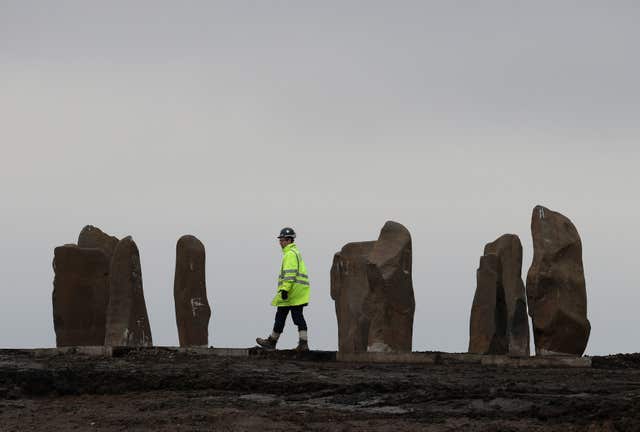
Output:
[1, 348, 640, 431]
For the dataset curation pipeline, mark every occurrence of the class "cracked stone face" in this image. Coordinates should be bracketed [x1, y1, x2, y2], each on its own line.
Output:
[469, 234, 529, 357]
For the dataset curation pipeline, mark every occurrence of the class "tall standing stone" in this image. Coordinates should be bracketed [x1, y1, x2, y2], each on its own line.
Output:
[366, 221, 415, 352]
[174, 235, 211, 347]
[52, 245, 110, 346]
[469, 253, 505, 354]
[331, 221, 415, 353]
[469, 234, 529, 357]
[78, 225, 119, 260]
[526, 206, 590, 356]
[104, 236, 153, 347]
[330, 241, 376, 353]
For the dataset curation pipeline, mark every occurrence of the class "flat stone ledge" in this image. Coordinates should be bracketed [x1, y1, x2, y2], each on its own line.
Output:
[438, 353, 486, 364]
[337, 352, 439, 364]
[248, 348, 336, 361]
[336, 351, 591, 368]
[211, 348, 250, 357]
[5, 346, 249, 359]
[32, 346, 113, 357]
[0, 348, 591, 367]
[482, 355, 592, 368]
[110, 346, 250, 358]
[337, 352, 487, 365]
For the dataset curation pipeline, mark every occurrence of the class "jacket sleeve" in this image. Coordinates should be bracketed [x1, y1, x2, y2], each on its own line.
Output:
[278, 251, 299, 292]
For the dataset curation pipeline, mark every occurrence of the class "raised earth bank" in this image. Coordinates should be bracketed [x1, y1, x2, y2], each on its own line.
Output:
[1, 349, 639, 431]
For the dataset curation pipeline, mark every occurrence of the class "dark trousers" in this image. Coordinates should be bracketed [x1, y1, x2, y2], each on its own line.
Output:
[273, 305, 307, 333]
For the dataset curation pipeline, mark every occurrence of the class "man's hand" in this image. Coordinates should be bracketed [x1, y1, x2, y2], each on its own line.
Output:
[279, 290, 288, 300]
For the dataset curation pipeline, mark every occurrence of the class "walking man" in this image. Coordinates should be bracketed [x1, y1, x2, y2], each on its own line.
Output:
[256, 227, 310, 351]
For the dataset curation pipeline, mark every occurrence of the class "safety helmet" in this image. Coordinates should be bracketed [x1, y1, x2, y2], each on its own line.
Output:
[277, 227, 296, 239]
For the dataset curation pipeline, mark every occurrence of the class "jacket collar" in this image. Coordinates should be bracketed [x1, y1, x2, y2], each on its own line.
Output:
[282, 243, 297, 254]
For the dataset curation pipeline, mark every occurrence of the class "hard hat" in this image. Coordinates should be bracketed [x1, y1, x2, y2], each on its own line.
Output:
[277, 227, 296, 239]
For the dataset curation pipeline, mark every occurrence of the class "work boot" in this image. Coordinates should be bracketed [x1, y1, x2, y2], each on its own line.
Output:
[295, 339, 309, 352]
[256, 336, 277, 350]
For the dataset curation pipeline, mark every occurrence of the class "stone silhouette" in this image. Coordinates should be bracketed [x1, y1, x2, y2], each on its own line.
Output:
[52, 245, 110, 346]
[331, 221, 415, 353]
[366, 221, 415, 352]
[174, 235, 211, 347]
[469, 253, 504, 354]
[526, 206, 590, 356]
[469, 234, 529, 357]
[104, 236, 153, 347]
[78, 225, 119, 260]
[331, 241, 376, 353]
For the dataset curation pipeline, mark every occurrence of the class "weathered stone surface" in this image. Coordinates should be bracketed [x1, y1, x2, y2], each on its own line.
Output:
[366, 221, 415, 352]
[331, 221, 415, 353]
[77, 225, 119, 260]
[526, 206, 590, 356]
[174, 235, 211, 347]
[52, 245, 110, 346]
[469, 254, 504, 354]
[469, 234, 529, 357]
[487, 235, 530, 357]
[104, 236, 153, 347]
[331, 241, 376, 353]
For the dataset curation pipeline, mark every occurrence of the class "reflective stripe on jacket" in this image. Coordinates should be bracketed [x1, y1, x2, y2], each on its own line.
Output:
[271, 243, 311, 307]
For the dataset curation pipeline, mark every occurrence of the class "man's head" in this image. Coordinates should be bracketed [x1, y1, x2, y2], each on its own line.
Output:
[277, 227, 296, 249]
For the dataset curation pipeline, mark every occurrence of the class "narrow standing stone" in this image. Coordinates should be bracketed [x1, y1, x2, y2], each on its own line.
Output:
[366, 221, 415, 352]
[174, 235, 211, 347]
[469, 253, 505, 354]
[330, 241, 377, 353]
[469, 234, 530, 357]
[104, 236, 153, 347]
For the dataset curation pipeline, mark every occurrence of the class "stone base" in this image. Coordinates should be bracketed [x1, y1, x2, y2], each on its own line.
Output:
[4, 347, 591, 368]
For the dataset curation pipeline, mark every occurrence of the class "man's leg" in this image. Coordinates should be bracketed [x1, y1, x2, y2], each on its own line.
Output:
[290, 306, 309, 351]
[256, 307, 290, 349]
[273, 306, 290, 336]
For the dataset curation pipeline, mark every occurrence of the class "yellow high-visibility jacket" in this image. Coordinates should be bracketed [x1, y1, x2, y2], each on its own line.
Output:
[271, 243, 310, 307]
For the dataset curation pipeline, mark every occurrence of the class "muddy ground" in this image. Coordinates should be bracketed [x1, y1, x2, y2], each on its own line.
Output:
[1, 349, 639, 431]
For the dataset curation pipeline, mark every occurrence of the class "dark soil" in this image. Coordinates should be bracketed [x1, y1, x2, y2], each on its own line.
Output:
[1, 349, 640, 431]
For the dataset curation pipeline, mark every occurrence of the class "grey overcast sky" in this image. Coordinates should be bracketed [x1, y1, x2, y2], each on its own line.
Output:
[1, 1, 639, 354]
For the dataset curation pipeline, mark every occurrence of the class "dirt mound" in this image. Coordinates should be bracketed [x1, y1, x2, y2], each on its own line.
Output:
[592, 353, 640, 369]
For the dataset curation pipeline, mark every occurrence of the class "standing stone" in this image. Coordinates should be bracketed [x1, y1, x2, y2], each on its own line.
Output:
[469, 254, 505, 354]
[366, 221, 415, 352]
[330, 241, 376, 353]
[469, 234, 529, 357]
[52, 245, 110, 346]
[78, 225, 119, 260]
[486, 235, 529, 357]
[104, 236, 153, 346]
[174, 235, 211, 347]
[331, 221, 415, 353]
[526, 206, 590, 356]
